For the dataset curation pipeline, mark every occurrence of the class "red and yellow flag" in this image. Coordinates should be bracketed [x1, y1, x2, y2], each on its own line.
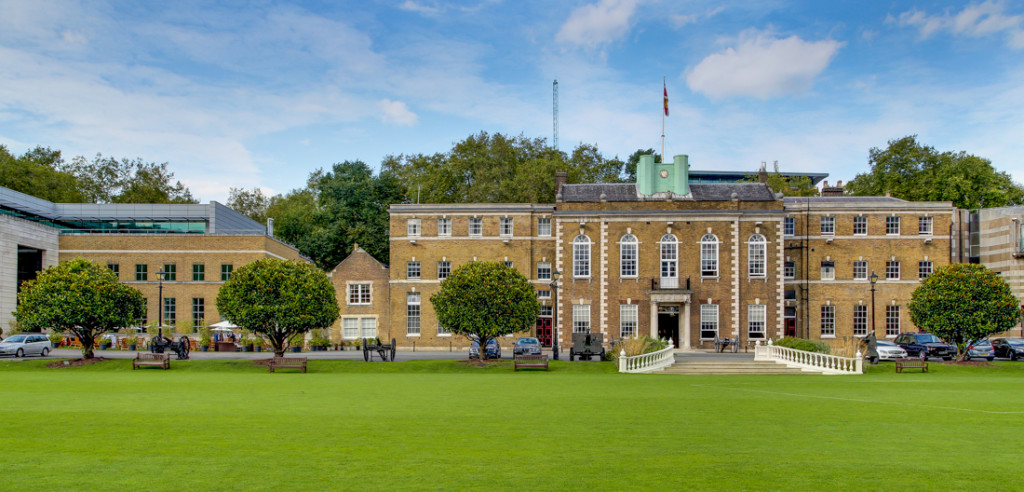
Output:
[663, 83, 669, 117]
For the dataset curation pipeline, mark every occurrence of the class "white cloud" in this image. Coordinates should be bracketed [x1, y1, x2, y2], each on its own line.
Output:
[556, 0, 641, 48]
[398, 1, 441, 16]
[685, 30, 842, 100]
[377, 99, 418, 126]
[895, 1, 1024, 49]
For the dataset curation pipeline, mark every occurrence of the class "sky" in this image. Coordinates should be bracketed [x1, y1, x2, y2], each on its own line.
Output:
[2, 0, 1024, 203]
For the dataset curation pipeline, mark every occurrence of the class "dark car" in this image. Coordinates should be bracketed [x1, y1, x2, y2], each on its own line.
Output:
[513, 337, 542, 356]
[964, 339, 995, 362]
[468, 337, 501, 359]
[894, 332, 955, 361]
[991, 338, 1024, 361]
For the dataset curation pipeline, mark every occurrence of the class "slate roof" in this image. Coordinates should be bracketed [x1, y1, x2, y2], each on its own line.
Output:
[783, 196, 909, 205]
[559, 182, 778, 202]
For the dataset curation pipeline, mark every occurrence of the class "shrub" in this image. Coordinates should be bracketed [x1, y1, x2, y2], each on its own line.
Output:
[775, 337, 831, 354]
[609, 336, 667, 361]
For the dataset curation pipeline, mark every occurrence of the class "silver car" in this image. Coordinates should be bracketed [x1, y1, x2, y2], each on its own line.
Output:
[0, 334, 52, 357]
[875, 339, 908, 361]
[513, 337, 542, 356]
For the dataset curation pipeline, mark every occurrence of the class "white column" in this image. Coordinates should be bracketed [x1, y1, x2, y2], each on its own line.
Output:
[683, 299, 691, 350]
[650, 301, 659, 338]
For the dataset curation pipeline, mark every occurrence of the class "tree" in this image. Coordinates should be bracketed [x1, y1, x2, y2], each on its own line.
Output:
[61, 154, 197, 204]
[623, 148, 661, 182]
[431, 261, 539, 359]
[741, 162, 819, 197]
[847, 136, 1024, 208]
[14, 258, 145, 359]
[216, 258, 339, 357]
[0, 145, 88, 202]
[909, 264, 1020, 358]
[227, 187, 272, 224]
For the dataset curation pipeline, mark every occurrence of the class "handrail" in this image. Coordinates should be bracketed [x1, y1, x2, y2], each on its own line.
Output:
[754, 340, 862, 375]
[618, 340, 675, 373]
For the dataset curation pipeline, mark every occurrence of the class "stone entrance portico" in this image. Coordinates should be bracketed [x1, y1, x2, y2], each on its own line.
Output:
[649, 289, 692, 350]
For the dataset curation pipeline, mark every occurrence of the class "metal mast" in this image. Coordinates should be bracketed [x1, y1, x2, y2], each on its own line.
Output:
[552, 79, 559, 150]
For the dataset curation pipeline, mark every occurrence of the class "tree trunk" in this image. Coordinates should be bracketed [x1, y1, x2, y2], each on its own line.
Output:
[81, 335, 94, 359]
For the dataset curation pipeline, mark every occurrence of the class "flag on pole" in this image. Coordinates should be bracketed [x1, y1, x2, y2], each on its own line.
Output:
[663, 82, 669, 117]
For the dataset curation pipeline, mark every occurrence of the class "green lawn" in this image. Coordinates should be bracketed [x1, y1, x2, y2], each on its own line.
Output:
[1, 359, 1022, 491]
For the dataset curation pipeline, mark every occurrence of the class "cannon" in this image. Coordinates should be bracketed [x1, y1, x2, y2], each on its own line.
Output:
[570, 332, 604, 361]
[362, 337, 396, 362]
[151, 334, 191, 360]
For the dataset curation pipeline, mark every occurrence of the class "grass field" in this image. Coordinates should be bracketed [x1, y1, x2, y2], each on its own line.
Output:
[1, 358, 1023, 491]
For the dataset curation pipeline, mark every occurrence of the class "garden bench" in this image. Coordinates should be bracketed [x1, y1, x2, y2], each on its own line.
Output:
[133, 352, 170, 370]
[514, 354, 549, 371]
[268, 357, 307, 373]
[895, 359, 929, 373]
[714, 336, 737, 353]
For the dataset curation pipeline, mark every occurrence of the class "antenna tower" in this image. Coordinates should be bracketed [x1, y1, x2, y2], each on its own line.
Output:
[552, 79, 559, 150]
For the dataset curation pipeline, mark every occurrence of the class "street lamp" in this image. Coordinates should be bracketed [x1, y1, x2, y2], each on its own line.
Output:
[550, 270, 561, 360]
[869, 271, 879, 336]
[156, 268, 166, 341]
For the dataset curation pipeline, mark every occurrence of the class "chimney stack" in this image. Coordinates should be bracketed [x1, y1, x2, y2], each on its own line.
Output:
[267, 217, 274, 237]
[555, 172, 567, 197]
[821, 180, 845, 197]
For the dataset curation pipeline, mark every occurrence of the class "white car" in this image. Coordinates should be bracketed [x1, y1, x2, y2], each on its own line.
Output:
[0, 333, 52, 357]
[876, 339, 907, 361]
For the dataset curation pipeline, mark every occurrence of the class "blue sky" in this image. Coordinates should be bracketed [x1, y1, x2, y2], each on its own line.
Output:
[2, 0, 1023, 203]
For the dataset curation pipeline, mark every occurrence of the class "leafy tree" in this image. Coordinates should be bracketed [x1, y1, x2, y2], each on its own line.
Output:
[14, 258, 145, 359]
[847, 136, 1024, 208]
[623, 148, 661, 182]
[216, 258, 339, 357]
[431, 261, 539, 359]
[0, 145, 88, 202]
[227, 187, 272, 224]
[909, 264, 1020, 358]
[61, 154, 197, 204]
[741, 162, 819, 197]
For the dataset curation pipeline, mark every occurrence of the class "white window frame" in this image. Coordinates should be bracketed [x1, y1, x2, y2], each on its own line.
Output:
[438, 217, 451, 237]
[406, 261, 420, 279]
[437, 261, 451, 280]
[500, 217, 514, 237]
[919, 261, 933, 279]
[820, 305, 835, 337]
[748, 304, 766, 339]
[437, 323, 451, 337]
[820, 216, 835, 235]
[886, 305, 900, 336]
[820, 262, 835, 281]
[886, 216, 900, 235]
[784, 217, 795, 237]
[538, 217, 552, 237]
[361, 318, 377, 339]
[660, 234, 679, 287]
[469, 217, 482, 236]
[407, 218, 421, 237]
[537, 261, 552, 280]
[537, 290, 551, 299]
[918, 216, 933, 235]
[347, 283, 371, 305]
[573, 234, 591, 278]
[853, 305, 867, 337]
[700, 304, 718, 340]
[342, 317, 359, 339]
[619, 234, 638, 278]
[619, 304, 637, 338]
[573, 304, 591, 333]
[700, 234, 719, 277]
[853, 261, 867, 280]
[406, 293, 421, 336]
[748, 234, 766, 278]
[853, 216, 867, 236]
[784, 261, 795, 279]
[886, 261, 900, 280]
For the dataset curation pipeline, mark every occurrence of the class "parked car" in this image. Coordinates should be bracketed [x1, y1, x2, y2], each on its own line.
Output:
[468, 337, 501, 359]
[513, 337, 542, 356]
[0, 333, 52, 357]
[893, 332, 955, 360]
[964, 339, 995, 361]
[875, 339, 908, 361]
[991, 338, 1024, 361]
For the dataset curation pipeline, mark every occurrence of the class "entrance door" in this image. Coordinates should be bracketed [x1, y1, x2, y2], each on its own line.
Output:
[785, 318, 796, 337]
[657, 305, 680, 347]
[536, 317, 552, 347]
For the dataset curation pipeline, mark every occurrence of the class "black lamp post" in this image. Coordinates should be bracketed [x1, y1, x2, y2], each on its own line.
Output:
[157, 268, 165, 340]
[869, 271, 878, 335]
[550, 270, 560, 360]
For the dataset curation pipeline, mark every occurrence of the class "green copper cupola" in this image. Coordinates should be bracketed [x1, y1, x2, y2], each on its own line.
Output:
[636, 154, 690, 196]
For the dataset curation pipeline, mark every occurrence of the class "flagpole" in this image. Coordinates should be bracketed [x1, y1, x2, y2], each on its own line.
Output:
[661, 76, 666, 163]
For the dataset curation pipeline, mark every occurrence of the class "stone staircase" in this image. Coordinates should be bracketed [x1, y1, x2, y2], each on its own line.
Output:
[660, 354, 809, 375]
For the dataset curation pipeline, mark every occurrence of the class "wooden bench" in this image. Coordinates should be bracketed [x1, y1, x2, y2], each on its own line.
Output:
[895, 358, 929, 373]
[133, 353, 170, 370]
[514, 354, 549, 371]
[268, 357, 307, 373]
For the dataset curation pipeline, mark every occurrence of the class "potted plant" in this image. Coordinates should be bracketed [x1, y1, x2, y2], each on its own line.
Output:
[125, 336, 139, 351]
[98, 336, 111, 350]
[198, 324, 212, 352]
[48, 332, 63, 348]
[288, 334, 304, 353]
[253, 338, 264, 352]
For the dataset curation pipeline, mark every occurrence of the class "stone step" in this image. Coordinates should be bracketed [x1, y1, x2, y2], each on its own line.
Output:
[661, 359, 811, 375]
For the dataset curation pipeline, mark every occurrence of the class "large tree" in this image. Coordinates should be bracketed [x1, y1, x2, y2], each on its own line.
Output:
[62, 154, 197, 204]
[847, 136, 1024, 208]
[226, 186, 272, 224]
[14, 258, 145, 359]
[431, 261, 539, 359]
[909, 263, 1020, 358]
[0, 145, 88, 202]
[742, 162, 819, 197]
[216, 258, 339, 357]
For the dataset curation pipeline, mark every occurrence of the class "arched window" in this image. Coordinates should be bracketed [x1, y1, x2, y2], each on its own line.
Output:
[700, 233, 719, 277]
[619, 234, 638, 278]
[573, 234, 591, 278]
[659, 234, 678, 288]
[748, 233, 766, 278]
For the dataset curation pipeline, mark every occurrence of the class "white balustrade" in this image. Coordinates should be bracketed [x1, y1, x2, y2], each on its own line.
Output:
[617, 340, 676, 373]
[754, 339, 862, 375]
